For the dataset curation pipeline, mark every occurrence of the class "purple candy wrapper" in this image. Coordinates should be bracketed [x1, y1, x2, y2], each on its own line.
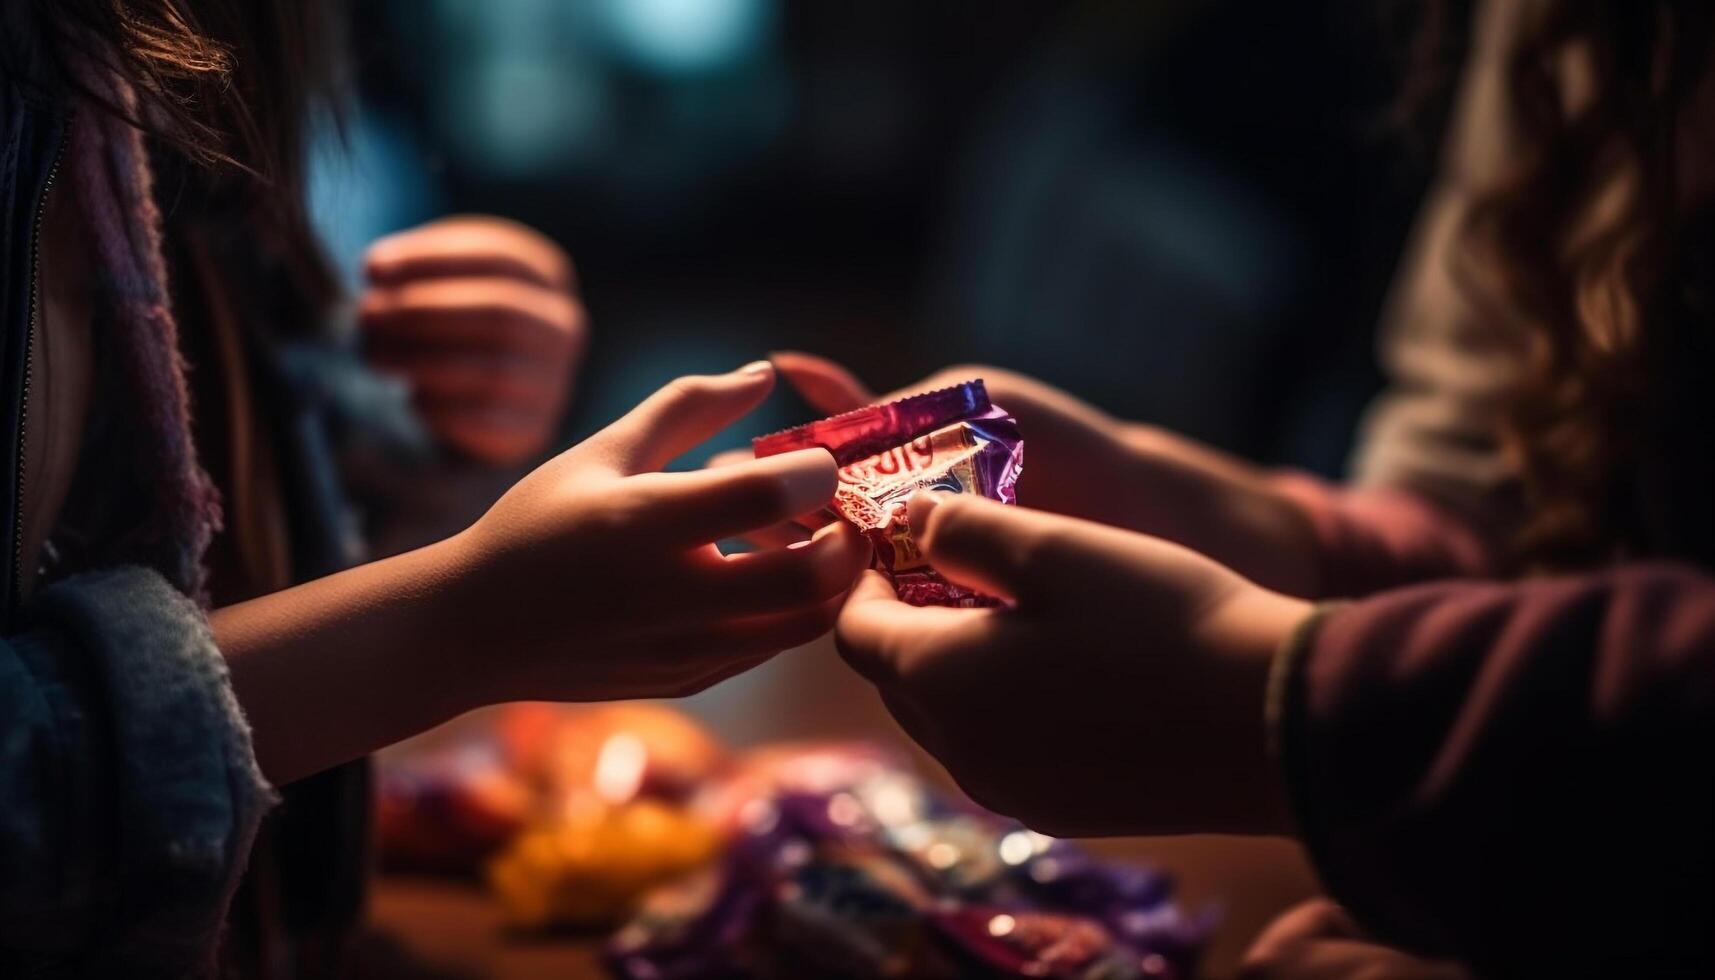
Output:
[754, 380, 1024, 607]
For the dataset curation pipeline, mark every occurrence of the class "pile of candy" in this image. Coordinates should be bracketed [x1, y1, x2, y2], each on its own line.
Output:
[378, 705, 1211, 979]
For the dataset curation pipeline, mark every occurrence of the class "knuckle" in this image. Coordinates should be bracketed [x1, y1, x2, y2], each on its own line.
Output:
[576, 487, 644, 540]
[657, 374, 707, 408]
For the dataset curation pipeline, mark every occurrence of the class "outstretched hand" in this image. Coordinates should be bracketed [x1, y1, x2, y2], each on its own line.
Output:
[452, 361, 872, 705]
[835, 491, 1310, 837]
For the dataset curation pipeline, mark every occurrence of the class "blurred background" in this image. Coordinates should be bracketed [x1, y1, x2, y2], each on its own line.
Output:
[327, 1, 1459, 975]
[315, 0, 1440, 472]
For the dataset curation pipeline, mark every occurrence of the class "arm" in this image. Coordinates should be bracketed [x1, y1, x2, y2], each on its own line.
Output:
[767, 355, 1494, 601]
[831, 497, 1715, 976]
[1278, 565, 1715, 976]
[2, 366, 866, 973]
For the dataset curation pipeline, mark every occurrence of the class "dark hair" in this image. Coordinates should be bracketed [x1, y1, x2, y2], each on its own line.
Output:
[28, 0, 344, 306]
[1411, 0, 1715, 568]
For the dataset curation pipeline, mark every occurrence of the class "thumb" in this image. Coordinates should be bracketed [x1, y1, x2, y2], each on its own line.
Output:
[586, 361, 775, 473]
[770, 350, 876, 414]
[911, 492, 1063, 607]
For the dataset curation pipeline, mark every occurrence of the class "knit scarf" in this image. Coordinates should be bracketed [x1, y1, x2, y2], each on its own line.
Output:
[66, 64, 222, 601]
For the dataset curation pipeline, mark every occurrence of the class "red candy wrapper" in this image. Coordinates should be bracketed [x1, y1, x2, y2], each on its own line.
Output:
[754, 380, 1023, 607]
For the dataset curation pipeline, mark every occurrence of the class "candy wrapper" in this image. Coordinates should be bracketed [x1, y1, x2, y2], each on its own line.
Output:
[754, 379, 1023, 607]
[607, 742, 1211, 980]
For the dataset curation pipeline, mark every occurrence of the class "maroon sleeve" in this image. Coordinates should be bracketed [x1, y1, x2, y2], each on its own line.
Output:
[1279, 564, 1715, 976]
[1270, 471, 1497, 598]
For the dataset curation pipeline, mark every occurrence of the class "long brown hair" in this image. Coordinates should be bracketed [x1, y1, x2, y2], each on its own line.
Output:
[25, 0, 344, 306]
[1415, 0, 1715, 568]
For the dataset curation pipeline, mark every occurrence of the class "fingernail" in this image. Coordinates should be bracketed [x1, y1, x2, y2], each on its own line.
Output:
[764, 447, 837, 514]
[737, 360, 773, 377]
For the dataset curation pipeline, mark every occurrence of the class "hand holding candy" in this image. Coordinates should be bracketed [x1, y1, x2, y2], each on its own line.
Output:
[771, 352, 1323, 596]
[835, 491, 1310, 836]
[445, 362, 870, 705]
[220, 362, 868, 785]
[362, 216, 587, 465]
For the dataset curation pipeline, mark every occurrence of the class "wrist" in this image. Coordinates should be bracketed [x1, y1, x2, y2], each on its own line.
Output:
[1115, 428, 1320, 596]
[416, 528, 505, 713]
[214, 534, 486, 784]
[1199, 586, 1316, 835]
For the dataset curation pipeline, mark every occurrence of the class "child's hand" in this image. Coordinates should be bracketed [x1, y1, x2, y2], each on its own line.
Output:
[447, 361, 870, 705]
[768, 352, 1320, 596]
[361, 216, 587, 466]
[834, 492, 1310, 837]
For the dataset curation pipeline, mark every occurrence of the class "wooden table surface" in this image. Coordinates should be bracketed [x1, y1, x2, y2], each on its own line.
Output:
[356, 636, 1320, 979]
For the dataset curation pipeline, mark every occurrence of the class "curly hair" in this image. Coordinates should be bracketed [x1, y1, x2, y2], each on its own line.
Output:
[1416, 0, 1715, 568]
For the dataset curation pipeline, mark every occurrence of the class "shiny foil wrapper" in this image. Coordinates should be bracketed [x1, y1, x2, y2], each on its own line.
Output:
[605, 743, 1212, 980]
[754, 380, 1024, 607]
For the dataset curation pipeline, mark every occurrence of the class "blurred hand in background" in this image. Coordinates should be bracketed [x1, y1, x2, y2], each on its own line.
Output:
[361, 216, 587, 466]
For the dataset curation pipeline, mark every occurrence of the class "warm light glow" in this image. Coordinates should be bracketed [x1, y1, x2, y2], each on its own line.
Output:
[925, 842, 961, 870]
[826, 792, 864, 827]
[866, 778, 918, 827]
[593, 732, 648, 803]
[998, 831, 1034, 866]
[987, 913, 1016, 938]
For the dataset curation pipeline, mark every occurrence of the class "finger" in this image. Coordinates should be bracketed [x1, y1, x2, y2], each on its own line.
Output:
[918, 492, 1212, 613]
[622, 448, 837, 547]
[360, 277, 584, 358]
[686, 591, 849, 667]
[691, 520, 869, 615]
[365, 217, 575, 290]
[912, 492, 1059, 606]
[773, 351, 1002, 413]
[769, 350, 876, 414]
[585, 362, 777, 473]
[726, 522, 814, 551]
[705, 447, 754, 469]
[1245, 900, 1365, 961]
[707, 447, 839, 543]
[833, 569, 969, 682]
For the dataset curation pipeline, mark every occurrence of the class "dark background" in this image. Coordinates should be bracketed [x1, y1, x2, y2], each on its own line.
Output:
[313, 0, 1446, 476]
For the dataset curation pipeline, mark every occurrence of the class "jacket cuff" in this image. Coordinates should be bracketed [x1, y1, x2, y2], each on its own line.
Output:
[20, 566, 276, 975]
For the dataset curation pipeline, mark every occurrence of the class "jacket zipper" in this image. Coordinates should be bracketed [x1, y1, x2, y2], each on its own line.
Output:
[13, 125, 68, 610]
